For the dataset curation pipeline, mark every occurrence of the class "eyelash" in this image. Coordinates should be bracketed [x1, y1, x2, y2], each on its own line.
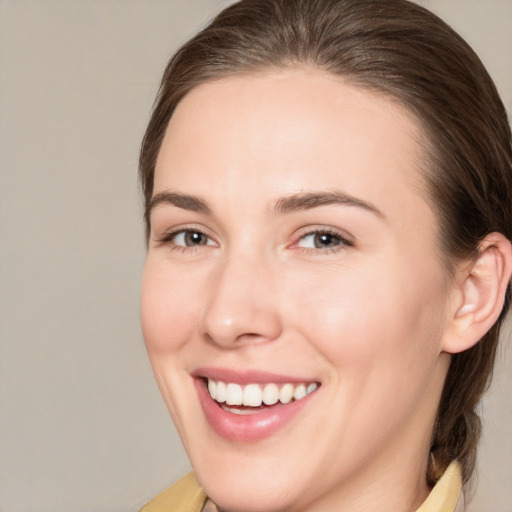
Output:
[154, 227, 354, 254]
[155, 227, 215, 253]
[293, 228, 354, 254]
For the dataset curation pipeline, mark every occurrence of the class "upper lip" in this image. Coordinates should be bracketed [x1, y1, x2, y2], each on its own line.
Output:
[192, 367, 318, 385]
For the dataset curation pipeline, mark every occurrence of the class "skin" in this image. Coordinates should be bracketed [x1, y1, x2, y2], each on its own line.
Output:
[141, 68, 462, 512]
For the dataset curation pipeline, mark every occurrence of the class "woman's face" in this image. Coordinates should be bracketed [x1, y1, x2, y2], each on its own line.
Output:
[141, 69, 456, 511]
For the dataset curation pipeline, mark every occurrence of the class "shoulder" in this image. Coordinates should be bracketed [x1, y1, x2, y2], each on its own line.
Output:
[140, 473, 207, 512]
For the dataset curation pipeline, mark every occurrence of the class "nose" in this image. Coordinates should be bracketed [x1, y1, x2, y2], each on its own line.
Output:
[200, 252, 283, 348]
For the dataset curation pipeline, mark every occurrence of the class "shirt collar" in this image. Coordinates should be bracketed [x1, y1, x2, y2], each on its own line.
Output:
[416, 461, 463, 512]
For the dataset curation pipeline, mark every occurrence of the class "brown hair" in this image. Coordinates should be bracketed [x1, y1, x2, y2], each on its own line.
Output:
[139, 0, 512, 486]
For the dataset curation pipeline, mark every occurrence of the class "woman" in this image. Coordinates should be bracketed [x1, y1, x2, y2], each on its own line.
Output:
[139, 0, 512, 510]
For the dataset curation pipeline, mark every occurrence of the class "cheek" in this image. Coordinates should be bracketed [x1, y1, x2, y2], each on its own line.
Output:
[140, 258, 199, 355]
[286, 260, 448, 373]
[140, 258, 203, 439]
[286, 262, 449, 456]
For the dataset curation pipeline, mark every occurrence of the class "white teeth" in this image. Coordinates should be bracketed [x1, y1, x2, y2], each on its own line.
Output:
[279, 383, 294, 404]
[243, 384, 263, 406]
[216, 381, 226, 403]
[307, 383, 318, 394]
[226, 383, 243, 405]
[208, 379, 216, 400]
[206, 378, 318, 408]
[293, 384, 306, 400]
[262, 383, 279, 405]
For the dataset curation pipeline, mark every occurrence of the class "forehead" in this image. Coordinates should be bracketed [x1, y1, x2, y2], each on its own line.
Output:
[154, 68, 431, 227]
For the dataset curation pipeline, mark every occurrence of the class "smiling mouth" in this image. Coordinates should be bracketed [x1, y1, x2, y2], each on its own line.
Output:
[206, 378, 319, 414]
[194, 372, 321, 441]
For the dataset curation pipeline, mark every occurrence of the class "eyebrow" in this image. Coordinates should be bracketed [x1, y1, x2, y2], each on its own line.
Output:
[147, 192, 212, 219]
[147, 189, 384, 221]
[272, 191, 385, 219]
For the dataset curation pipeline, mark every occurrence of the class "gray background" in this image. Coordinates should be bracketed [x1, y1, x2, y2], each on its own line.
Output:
[0, 1, 510, 511]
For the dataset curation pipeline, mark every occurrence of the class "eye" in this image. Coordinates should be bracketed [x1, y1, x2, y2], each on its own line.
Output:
[296, 230, 352, 250]
[171, 229, 215, 247]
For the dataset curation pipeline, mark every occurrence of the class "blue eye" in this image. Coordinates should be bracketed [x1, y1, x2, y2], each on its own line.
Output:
[297, 231, 350, 249]
[172, 230, 215, 247]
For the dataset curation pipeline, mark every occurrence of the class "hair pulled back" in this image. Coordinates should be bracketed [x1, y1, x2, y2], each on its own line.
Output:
[140, 0, 512, 486]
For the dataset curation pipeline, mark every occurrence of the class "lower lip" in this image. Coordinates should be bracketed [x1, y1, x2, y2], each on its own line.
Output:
[195, 379, 316, 443]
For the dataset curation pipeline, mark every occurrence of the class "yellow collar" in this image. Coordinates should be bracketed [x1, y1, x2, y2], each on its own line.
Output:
[416, 461, 463, 512]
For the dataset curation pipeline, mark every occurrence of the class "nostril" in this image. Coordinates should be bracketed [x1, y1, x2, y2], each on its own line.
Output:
[202, 309, 282, 348]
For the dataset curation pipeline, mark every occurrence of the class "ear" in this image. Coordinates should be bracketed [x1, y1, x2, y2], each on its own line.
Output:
[443, 232, 512, 354]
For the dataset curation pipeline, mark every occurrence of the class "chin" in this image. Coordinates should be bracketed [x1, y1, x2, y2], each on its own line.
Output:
[198, 472, 302, 512]
[186, 440, 309, 512]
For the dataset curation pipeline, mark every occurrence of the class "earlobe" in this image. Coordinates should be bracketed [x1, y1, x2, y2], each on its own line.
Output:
[443, 233, 512, 354]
